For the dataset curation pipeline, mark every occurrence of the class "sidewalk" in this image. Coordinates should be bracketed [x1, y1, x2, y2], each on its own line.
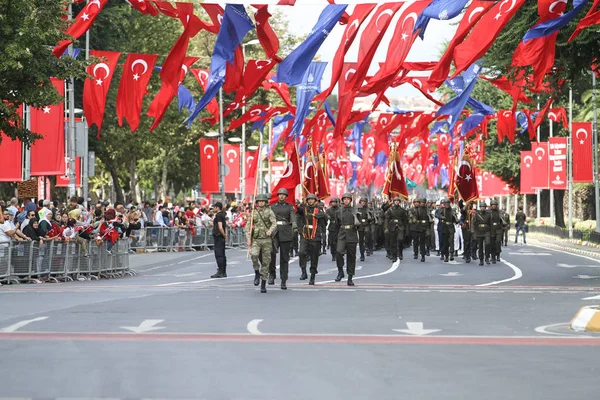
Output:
[528, 233, 600, 260]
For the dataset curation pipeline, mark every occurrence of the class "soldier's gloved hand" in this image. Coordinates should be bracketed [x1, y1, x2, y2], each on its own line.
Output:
[384, 229, 389, 234]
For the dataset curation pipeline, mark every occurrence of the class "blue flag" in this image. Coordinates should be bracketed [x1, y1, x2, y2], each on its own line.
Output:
[275, 4, 347, 86]
[323, 100, 336, 127]
[516, 111, 529, 133]
[349, 116, 368, 158]
[523, 0, 590, 41]
[61, 48, 81, 59]
[290, 62, 327, 137]
[437, 63, 481, 134]
[178, 85, 195, 114]
[267, 113, 294, 157]
[430, 120, 449, 135]
[446, 75, 493, 116]
[414, 0, 469, 39]
[185, 5, 254, 127]
[461, 114, 485, 136]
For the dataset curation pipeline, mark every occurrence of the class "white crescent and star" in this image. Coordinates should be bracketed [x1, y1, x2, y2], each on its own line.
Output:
[250, 109, 263, 117]
[203, 144, 215, 159]
[524, 155, 533, 167]
[93, 63, 110, 85]
[197, 70, 209, 84]
[548, 111, 557, 120]
[226, 149, 237, 162]
[576, 128, 588, 144]
[468, 6, 485, 23]
[548, 0, 567, 14]
[344, 68, 356, 82]
[534, 146, 545, 160]
[375, 8, 394, 33]
[131, 59, 148, 81]
[280, 161, 294, 179]
[345, 19, 360, 43]
[246, 156, 255, 165]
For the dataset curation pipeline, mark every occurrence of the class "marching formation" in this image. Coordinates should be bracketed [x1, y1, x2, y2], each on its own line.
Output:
[242, 191, 517, 293]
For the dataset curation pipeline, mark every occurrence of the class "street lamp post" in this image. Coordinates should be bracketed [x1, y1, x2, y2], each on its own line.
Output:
[240, 39, 260, 202]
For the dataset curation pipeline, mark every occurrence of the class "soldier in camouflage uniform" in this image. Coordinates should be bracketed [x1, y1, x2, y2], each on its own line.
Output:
[357, 197, 373, 261]
[474, 200, 492, 266]
[335, 192, 360, 285]
[501, 208, 510, 247]
[488, 199, 504, 263]
[326, 197, 340, 262]
[269, 188, 297, 290]
[409, 197, 431, 262]
[248, 194, 277, 293]
[385, 197, 408, 262]
[297, 194, 326, 284]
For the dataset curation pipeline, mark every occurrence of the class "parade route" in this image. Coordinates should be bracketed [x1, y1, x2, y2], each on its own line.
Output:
[0, 242, 599, 399]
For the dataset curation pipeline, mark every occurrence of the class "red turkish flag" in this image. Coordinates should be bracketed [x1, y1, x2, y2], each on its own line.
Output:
[531, 142, 549, 189]
[235, 60, 276, 103]
[497, 110, 516, 144]
[428, 1, 494, 89]
[200, 139, 219, 193]
[224, 144, 241, 193]
[303, 151, 319, 196]
[190, 68, 219, 125]
[482, 75, 532, 104]
[254, 6, 282, 62]
[245, 150, 259, 195]
[452, 0, 526, 78]
[227, 104, 271, 132]
[316, 155, 331, 200]
[315, 4, 376, 102]
[548, 107, 568, 130]
[262, 78, 294, 112]
[456, 154, 478, 202]
[116, 53, 158, 132]
[520, 151, 535, 194]
[270, 145, 301, 206]
[83, 50, 121, 138]
[153, 1, 178, 18]
[573, 122, 594, 183]
[569, 0, 600, 42]
[548, 137, 568, 190]
[56, 157, 81, 187]
[358, 0, 430, 102]
[223, 46, 245, 94]
[349, 2, 403, 92]
[383, 149, 408, 200]
[30, 79, 65, 176]
[336, 63, 358, 98]
[200, 4, 224, 34]
[0, 132, 22, 182]
[530, 97, 554, 136]
[400, 76, 443, 106]
[53, 0, 108, 58]
[148, 56, 198, 132]
[128, 0, 157, 15]
[160, 3, 203, 93]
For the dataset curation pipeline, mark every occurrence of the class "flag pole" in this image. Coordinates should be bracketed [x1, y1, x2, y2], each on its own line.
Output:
[536, 102, 541, 226]
[568, 86, 573, 239]
[593, 69, 599, 233]
[549, 119, 554, 224]
[67, 2, 77, 198]
[219, 87, 225, 202]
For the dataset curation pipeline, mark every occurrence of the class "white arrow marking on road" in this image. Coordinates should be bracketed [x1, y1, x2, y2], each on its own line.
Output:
[557, 263, 600, 269]
[247, 319, 263, 335]
[573, 275, 600, 279]
[439, 272, 462, 277]
[582, 295, 600, 300]
[0, 316, 48, 332]
[393, 322, 441, 336]
[121, 319, 165, 333]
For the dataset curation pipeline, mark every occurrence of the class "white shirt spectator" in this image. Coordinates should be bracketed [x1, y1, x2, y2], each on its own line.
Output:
[201, 213, 212, 228]
[154, 209, 167, 227]
[0, 221, 13, 243]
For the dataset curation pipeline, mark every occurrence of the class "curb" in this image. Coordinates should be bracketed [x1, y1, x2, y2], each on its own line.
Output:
[529, 238, 600, 260]
[571, 306, 600, 332]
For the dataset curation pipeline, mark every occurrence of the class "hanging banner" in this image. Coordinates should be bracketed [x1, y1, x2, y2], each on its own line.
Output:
[199, 138, 219, 193]
[224, 144, 241, 193]
[520, 152, 535, 194]
[531, 142, 549, 189]
[572, 122, 593, 183]
[244, 150, 258, 196]
[0, 134, 22, 182]
[548, 137, 568, 190]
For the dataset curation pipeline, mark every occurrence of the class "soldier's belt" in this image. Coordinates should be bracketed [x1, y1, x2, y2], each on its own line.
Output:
[276, 221, 289, 225]
[306, 225, 314, 229]
[492, 223, 499, 226]
[444, 222, 453, 225]
[420, 220, 428, 223]
[343, 225, 354, 229]
[361, 219, 367, 222]
[478, 224, 487, 227]
[393, 219, 400, 222]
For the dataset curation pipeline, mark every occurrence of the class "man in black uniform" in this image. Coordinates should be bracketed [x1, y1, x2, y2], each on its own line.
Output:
[474, 200, 492, 266]
[385, 197, 408, 262]
[335, 192, 359, 285]
[459, 201, 472, 263]
[409, 197, 431, 262]
[488, 199, 504, 264]
[326, 197, 340, 262]
[501, 208, 510, 247]
[319, 200, 327, 255]
[290, 199, 301, 257]
[269, 188, 297, 289]
[439, 198, 458, 262]
[357, 196, 372, 261]
[297, 194, 326, 284]
[210, 202, 228, 278]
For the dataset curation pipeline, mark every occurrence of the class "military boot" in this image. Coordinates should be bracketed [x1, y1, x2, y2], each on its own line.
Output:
[211, 268, 225, 279]
[479, 259, 484, 266]
[268, 273, 275, 285]
[360, 254, 365, 262]
[421, 255, 426, 262]
[281, 280, 287, 290]
[309, 273, 316, 285]
[335, 267, 344, 282]
[300, 267, 308, 280]
[399, 251, 403, 261]
[492, 256, 497, 264]
[253, 271, 260, 286]
[450, 254, 454, 261]
[347, 275, 354, 286]
[444, 256, 449, 262]
[260, 279, 267, 293]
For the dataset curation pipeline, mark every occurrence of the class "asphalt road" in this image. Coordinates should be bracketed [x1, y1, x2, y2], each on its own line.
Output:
[0, 238, 599, 399]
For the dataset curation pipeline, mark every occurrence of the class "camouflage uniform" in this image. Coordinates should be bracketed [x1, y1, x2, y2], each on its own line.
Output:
[249, 196, 277, 282]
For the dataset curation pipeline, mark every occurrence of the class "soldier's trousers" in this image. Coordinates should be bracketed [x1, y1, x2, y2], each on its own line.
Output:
[291, 231, 299, 256]
[462, 228, 472, 260]
[328, 230, 339, 259]
[214, 236, 227, 271]
[490, 235, 501, 258]
[358, 230, 367, 256]
[251, 238, 272, 280]
[269, 236, 291, 281]
[441, 230, 455, 258]
[336, 240, 357, 276]
[389, 229, 404, 260]
[321, 229, 327, 252]
[412, 231, 427, 257]
[476, 235, 491, 262]
[299, 239, 321, 274]
[503, 229, 509, 245]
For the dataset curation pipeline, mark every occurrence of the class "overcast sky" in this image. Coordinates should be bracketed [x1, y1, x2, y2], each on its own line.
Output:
[277, 2, 459, 99]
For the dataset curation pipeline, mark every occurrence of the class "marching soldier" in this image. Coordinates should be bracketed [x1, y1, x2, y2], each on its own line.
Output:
[501, 208, 510, 247]
[439, 198, 458, 262]
[357, 197, 372, 261]
[460, 201, 473, 263]
[409, 197, 431, 262]
[319, 200, 328, 255]
[474, 200, 492, 266]
[488, 199, 504, 264]
[335, 192, 360, 285]
[269, 188, 297, 290]
[290, 199, 301, 258]
[384, 197, 408, 262]
[326, 197, 341, 262]
[297, 194, 326, 284]
[248, 194, 277, 293]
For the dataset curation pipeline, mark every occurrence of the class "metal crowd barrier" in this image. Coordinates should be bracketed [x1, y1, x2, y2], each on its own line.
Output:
[129, 226, 247, 252]
[0, 239, 133, 285]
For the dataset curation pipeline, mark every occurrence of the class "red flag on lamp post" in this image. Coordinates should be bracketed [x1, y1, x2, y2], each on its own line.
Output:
[531, 142, 549, 189]
[572, 122, 593, 183]
[520, 151, 535, 194]
[200, 139, 219, 193]
[548, 137, 568, 189]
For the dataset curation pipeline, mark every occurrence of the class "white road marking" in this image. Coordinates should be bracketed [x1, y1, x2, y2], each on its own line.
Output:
[121, 319, 165, 333]
[557, 263, 600, 268]
[439, 272, 462, 277]
[393, 322, 441, 336]
[247, 319, 263, 335]
[508, 252, 552, 256]
[582, 294, 600, 300]
[477, 258, 523, 287]
[530, 243, 600, 264]
[318, 258, 399, 284]
[534, 322, 574, 336]
[143, 254, 214, 272]
[0, 316, 49, 332]
[573, 275, 600, 279]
